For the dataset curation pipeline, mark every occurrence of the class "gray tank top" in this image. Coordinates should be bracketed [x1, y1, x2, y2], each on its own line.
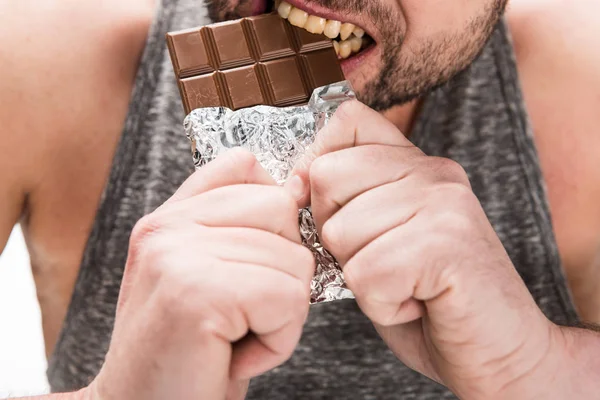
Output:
[47, 0, 579, 397]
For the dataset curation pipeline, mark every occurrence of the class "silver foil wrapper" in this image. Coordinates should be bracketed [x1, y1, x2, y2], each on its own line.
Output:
[184, 81, 356, 303]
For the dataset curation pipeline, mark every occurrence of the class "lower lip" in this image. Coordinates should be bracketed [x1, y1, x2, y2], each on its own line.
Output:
[254, 1, 375, 75]
[252, 0, 269, 15]
[340, 43, 377, 76]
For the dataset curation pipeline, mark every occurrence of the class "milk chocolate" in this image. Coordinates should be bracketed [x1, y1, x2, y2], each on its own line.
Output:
[167, 13, 345, 113]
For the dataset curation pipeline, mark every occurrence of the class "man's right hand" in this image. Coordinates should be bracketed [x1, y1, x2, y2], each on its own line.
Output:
[86, 148, 314, 400]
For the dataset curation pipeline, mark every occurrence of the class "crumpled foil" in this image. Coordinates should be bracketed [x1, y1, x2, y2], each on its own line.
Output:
[184, 81, 356, 303]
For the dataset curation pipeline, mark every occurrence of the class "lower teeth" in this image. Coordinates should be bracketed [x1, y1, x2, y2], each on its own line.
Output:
[274, 0, 373, 60]
[333, 35, 373, 59]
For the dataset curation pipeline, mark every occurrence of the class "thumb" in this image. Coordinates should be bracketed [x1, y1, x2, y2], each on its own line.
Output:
[284, 99, 411, 208]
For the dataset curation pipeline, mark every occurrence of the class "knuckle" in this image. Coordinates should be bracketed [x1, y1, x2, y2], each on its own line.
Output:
[221, 148, 259, 178]
[228, 147, 257, 167]
[333, 99, 365, 123]
[449, 184, 479, 210]
[348, 257, 393, 293]
[431, 208, 474, 235]
[342, 261, 365, 292]
[237, 149, 258, 170]
[369, 308, 395, 327]
[128, 213, 171, 263]
[430, 157, 470, 186]
[288, 244, 316, 284]
[309, 154, 335, 196]
[287, 279, 311, 309]
[358, 298, 398, 328]
[130, 214, 160, 246]
[137, 235, 180, 284]
[270, 187, 299, 218]
[429, 181, 478, 209]
[299, 247, 316, 276]
[412, 234, 464, 298]
[320, 218, 344, 254]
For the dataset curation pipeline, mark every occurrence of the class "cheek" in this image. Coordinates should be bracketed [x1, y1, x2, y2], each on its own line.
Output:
[399, 0, 481, 40]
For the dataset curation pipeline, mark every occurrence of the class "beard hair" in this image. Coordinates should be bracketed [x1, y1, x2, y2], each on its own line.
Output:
[361, 0, 507, 111]
[204, 0, 252, 21]
[203, 0, 508, 111]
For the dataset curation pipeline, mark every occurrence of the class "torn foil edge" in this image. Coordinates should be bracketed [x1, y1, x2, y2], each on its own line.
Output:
[184, 81, 356, 304]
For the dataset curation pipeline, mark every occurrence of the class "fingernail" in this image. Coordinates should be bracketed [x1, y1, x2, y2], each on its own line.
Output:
[287, 175, 305, 201]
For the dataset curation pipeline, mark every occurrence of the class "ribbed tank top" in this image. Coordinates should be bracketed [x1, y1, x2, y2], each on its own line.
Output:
[47, 0, 579, 397]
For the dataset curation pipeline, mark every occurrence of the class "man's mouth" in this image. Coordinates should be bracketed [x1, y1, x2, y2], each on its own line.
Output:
[263, 0, 375, 62]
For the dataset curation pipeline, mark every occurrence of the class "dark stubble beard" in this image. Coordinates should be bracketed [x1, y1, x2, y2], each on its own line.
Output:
[205, 0, 508, 112]
[362, 1, 508, 111]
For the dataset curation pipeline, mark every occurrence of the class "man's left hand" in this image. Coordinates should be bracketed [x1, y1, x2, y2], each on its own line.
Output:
[286, 100, 565, 399]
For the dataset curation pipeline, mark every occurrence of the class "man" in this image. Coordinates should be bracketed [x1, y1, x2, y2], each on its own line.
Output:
[1, 0, 599, 398]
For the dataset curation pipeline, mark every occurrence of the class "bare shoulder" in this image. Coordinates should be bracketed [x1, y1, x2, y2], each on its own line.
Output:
[508, 0, 600, 69]
[0, 0, 153, 165]
[0, 0, 152, 253]
[507, 0, 600, 318]
[506, 0, 600, 191]
[506, 0, 600, 144]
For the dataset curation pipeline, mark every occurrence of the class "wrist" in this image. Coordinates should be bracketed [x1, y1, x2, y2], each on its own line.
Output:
[555, 324, 600, 397]
[489, 321, 600, 400]
[474, 320, 566, 400]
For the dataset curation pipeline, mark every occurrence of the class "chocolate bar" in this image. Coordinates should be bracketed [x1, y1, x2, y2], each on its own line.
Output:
[184, 81, 357, 303]
[167, 13, 345, 113]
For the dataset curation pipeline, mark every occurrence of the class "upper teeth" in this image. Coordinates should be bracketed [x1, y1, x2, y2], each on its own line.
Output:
[277, 1, 369, 60]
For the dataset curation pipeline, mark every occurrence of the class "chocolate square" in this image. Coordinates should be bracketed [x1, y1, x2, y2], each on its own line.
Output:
[261, 58, 308, 106]
[244, 14, 295, 61]
[166, 29, 213, 78]
[205, 21, 254, 69]
[300, 49, 345, 89]
[222, 65, 266, 109]
[179, 73, 223, 113]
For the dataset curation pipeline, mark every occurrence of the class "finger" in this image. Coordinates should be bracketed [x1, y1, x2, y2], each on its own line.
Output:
[348, 214, 549, 381]
[343, 219, 429, 327]
[164, 148, 276, 205]
[318, 177, 425, 265]
[201, 227, 315, 286]
[344, 213, 528, 332]
[230, 319, 304, 380]
[227, 262, 310, 379]
[159, 184, 302, 243]
[285, 100, 416, 206]
[374, 320, 443, 384]
[308, 145, 423, 241]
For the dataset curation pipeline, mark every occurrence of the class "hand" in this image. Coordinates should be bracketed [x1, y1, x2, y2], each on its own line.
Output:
[287, 100, 565, 399]
[88, 149, 315, 400]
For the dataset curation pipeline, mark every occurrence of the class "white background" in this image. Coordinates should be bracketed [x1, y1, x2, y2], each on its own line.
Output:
[0, 226, 50, 397]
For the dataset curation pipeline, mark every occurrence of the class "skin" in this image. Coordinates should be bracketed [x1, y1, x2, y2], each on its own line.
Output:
[285, 100, 577, 399]
[1, 0, 599, 398]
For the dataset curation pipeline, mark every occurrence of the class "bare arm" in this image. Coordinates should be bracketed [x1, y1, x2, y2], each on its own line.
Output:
[0, 6, 34, 255]
[508, 0, 600, 321]
[0, 3, 85, 397]
[0, 0, 152, 396]
[0, 0, 153, 355]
